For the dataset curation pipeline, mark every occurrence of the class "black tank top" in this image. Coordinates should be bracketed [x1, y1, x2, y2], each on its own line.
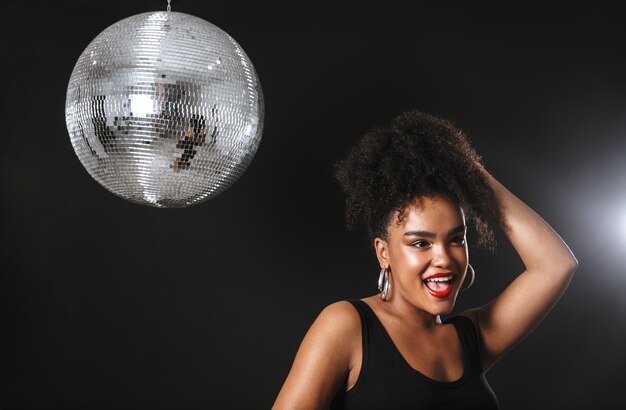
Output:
[330, 300, 500, 410]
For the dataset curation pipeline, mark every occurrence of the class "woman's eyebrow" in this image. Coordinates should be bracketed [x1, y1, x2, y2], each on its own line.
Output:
[448, 224, 467, 236]
[404, 230, 436, 238]
[404, 224, 466, 238]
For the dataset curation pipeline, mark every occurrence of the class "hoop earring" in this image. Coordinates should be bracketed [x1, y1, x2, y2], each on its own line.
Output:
[461, 264, 475, 291]
[378, 267, 390, 300]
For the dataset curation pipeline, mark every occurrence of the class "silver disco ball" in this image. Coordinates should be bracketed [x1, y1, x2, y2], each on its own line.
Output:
[65, 11, 264, 207]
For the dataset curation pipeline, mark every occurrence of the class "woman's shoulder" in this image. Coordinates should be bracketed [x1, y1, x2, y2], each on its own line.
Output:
[272, 302, 363, 408]
[313, 300, 362, 333]
[291, 301, 363, 377]
[309, 300, 361, 344]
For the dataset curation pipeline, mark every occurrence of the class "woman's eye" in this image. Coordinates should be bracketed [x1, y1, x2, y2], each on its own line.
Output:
[412, 240, 430, 248]
[451, 236, 466, 245]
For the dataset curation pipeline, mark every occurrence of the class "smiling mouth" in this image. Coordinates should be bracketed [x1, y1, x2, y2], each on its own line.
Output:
[423, 275, 456, 298]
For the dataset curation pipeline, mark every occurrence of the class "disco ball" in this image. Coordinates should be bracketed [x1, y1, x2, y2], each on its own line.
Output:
[65, 11, 264, 207]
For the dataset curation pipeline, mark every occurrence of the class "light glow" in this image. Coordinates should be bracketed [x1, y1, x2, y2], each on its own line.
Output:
[130, 94, 154, 116]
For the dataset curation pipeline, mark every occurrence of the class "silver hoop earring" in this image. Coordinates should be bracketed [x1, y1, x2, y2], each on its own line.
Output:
[378, 267, 390, 300]
[461, 264, 475, 291]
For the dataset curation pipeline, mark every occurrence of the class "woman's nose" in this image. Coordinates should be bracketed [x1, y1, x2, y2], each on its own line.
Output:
[431, 244, 453, 268]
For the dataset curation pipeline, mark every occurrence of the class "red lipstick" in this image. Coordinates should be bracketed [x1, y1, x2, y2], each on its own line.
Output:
[426, 285, 453, 299]
[423, 272, 456, 299]
[423, 272, 454, 280]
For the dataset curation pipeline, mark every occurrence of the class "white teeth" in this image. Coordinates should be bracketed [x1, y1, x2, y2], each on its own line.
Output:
[425, 276, 453, 282]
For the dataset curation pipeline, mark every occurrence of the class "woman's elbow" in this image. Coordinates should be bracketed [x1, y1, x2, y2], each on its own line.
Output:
[556, 251, 578, 283]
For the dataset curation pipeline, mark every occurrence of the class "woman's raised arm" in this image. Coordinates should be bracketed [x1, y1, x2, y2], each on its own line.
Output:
[464, 173, 578, 371]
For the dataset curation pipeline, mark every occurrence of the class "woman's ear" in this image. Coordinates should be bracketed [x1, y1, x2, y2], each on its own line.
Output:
[374, 237, 389, 269]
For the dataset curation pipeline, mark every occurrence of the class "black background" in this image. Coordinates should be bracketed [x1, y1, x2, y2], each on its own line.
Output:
[2, 1, 626, 408]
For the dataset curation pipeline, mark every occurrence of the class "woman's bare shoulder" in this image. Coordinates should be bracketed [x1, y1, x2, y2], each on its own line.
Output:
[299, 300, 363, 372]
[312, 300, 362, 337]
[272, 301, 362, 408]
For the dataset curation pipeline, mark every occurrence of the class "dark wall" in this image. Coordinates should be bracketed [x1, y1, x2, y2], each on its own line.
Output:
[2, 1, 625, 408]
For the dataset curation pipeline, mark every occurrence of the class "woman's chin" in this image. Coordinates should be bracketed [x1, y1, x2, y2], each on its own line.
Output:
[426, 298, 458, 317]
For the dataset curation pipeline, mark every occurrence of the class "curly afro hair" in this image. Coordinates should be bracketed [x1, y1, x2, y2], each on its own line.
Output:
[334, 110, 499, 250]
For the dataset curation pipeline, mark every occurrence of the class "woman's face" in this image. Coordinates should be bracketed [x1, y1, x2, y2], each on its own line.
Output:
[375, 194, 468, 316]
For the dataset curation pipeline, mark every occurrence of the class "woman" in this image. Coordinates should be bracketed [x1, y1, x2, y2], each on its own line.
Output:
[272, 111, 577, 409]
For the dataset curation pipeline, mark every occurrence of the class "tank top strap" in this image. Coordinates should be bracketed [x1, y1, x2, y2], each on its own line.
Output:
[344, 299, 370, 368]
[443, 315, 484, 373]
[344, 299, 403, 367]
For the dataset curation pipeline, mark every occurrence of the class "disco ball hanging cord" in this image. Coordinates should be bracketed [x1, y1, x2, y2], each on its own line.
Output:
[65, 0, 264, 208]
